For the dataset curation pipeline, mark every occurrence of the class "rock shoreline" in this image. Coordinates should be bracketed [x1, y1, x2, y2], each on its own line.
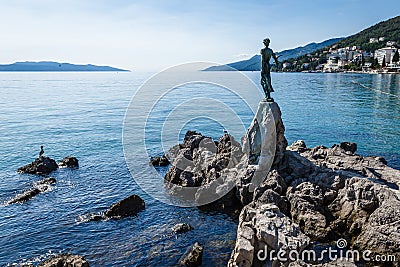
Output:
[163, 101, 400, 266]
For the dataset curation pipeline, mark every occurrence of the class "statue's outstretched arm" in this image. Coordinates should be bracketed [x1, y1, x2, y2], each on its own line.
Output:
[273, 53, 280, 65]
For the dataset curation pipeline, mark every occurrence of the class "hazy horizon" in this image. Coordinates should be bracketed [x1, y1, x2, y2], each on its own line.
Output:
[0, 0, 399, 71]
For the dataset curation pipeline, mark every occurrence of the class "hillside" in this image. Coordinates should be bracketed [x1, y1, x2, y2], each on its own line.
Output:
[204, 38, 343, 71]
[283, 16, 400, 72]
[0, 61, 129, 72]
[334, 15, 400, 52]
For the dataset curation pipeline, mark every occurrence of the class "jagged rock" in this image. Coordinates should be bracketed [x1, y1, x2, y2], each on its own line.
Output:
[17, 156, 58, 175]
[287, 182, 330, 240]
[58, 156, 79, 168]
[7, 177, 56, 204]
[104, 194, 145, 219]
[353, 199, 400, 261]
[242, 101, 287, 169]
[253, 170, 287, 198]
[37, 253, 89, 267]
[150, 155, 170, 166]
[179, 242, 204, 267]
[287, 140, 307, 152]
[289, 258, 357, 266]
[164, 130, 244, 208]
[297, 143, 399, 190]
[339, 142, 357, 154]
[328, 177, 400, 259]
[162, 101, 400, 267]
[172, 223, 193, 233]
[228, 203, 309, 267]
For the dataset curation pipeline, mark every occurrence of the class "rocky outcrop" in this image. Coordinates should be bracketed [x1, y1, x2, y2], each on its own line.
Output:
[150, 155, 170, 166]
[58, 156, 79, 168]
[7, 177, 56, 204]
[289, 258, 357, 266]
[179, 242, 204, 267]
[104, 194, 145, 219]
[163, 101, 400, 266]
[289, 142, 399, 190]
[164, 130, 244, 209]
[37, 253, 89, 267]
[172, 223, 193, 233]
[228, 203, 309, 267]
[164, 102, 287, 210]
[17, 156, 58, 175]
[229, 140, 400, 266]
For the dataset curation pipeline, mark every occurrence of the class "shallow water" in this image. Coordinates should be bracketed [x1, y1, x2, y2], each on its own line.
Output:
[0, 71, 399, 266]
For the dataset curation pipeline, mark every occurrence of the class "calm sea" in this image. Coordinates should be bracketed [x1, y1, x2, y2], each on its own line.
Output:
[0, 71, 399, 266]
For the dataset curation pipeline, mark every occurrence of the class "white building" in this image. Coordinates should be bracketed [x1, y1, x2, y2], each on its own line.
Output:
[374, 47, 397, 65]
[369, 38, 379, 43]
[282, 62, 292, 69]
[379, 37, 386, 42]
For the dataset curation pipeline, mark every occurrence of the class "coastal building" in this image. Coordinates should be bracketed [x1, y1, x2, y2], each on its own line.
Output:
[386, 41, 397, 46]
[362, 62, 373, 72]
[379, 37, 386, 42]
[369, 38, 379, 43]
[338, 59, 348, 67]
[362, 51, 373, 58]
[282, 62, 292, 69]
[302, 63, 310, 69]
[374, 47, 397, 65]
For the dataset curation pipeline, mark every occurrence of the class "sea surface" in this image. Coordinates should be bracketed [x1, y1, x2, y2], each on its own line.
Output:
[0, 71, 399, 266]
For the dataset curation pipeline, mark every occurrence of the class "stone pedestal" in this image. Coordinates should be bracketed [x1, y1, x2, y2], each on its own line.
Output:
[241, 100, 288, 187]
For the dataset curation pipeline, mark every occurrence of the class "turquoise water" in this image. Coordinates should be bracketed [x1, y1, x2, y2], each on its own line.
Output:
[0, 72, 399, 266]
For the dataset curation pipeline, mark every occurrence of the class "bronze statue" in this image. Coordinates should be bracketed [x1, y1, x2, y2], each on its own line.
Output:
[261, 38, 279, 102]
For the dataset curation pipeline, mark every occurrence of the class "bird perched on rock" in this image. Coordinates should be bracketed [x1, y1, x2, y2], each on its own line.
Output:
[39, 146, 44, 157]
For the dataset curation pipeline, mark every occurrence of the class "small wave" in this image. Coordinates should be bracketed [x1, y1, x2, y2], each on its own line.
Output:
[76, 212, 105, 224]
[7, 249, 63, 267]
[351, 80, 400, 98]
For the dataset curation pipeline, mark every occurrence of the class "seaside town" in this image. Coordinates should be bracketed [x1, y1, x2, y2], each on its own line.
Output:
[281, 37, 400, 73]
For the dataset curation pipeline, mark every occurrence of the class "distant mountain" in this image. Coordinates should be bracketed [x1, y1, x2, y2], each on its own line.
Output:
[204, 38, 343, 71]
[0, 61, 129, 72]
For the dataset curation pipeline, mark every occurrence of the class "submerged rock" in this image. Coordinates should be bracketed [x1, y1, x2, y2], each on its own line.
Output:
[104, 194, 145, 219]
[179, 242, 204, 267]
[37, 253, 89, 267]
[58, 156, 79, 168]
[35, 177, 56, 185]
[172, 223, 193, 233]
[7, 188, 41, 204]
[7, 177, 56, 204]
[150, 155, 170, 166]
[17, 156, 58, 175]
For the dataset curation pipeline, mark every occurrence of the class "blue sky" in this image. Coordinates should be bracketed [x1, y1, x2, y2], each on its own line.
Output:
[0, 0, 399, 70]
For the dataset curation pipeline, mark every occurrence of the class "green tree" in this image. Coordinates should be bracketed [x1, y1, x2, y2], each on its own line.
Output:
[382, 56, 386, 68]
[393, 50, 399, 63]
[372, 58, 380, 69]
[361, 54, 365, 66]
